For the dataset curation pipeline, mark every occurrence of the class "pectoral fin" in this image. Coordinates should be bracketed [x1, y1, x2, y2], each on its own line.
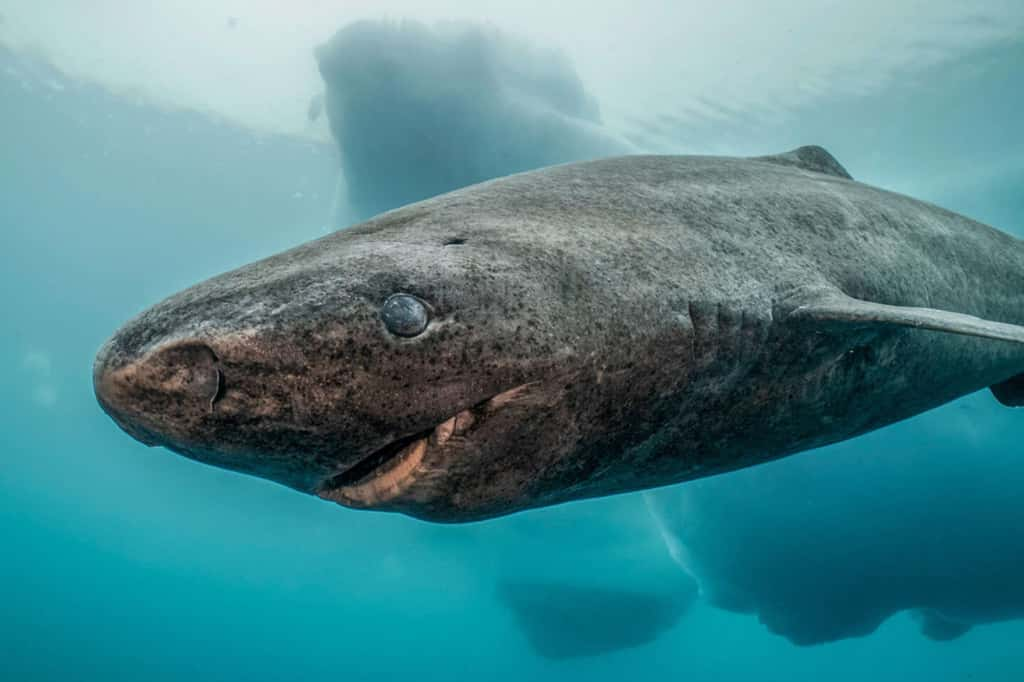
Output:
[788, 291, 1024, 407]
[991, 374, 1024, 407]
[789, 293, 1024, 345]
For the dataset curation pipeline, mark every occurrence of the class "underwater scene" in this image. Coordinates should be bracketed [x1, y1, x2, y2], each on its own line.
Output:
[2, 3, 1024, 680]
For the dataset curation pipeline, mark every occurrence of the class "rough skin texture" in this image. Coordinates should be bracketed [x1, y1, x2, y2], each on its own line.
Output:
[94, 150, 1024, 522]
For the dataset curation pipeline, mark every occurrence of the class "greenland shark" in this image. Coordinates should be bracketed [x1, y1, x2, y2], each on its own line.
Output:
[93, 146, 1024, 522]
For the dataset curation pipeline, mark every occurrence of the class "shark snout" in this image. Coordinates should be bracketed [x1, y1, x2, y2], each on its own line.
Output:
[94, 330, 351, 494]
[93, 338, 225, 448]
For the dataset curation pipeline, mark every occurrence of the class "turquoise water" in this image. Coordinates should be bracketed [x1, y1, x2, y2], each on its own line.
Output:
[2, 10, 1024, 682]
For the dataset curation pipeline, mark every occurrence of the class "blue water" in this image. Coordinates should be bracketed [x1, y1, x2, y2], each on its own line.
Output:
[2, 16, 1024, 682]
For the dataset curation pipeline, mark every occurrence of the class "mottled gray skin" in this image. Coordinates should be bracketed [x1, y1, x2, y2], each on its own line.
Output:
[94, 149, 1024, 522]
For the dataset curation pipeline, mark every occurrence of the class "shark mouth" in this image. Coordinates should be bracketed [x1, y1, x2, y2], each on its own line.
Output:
[318, 383, 534, 508]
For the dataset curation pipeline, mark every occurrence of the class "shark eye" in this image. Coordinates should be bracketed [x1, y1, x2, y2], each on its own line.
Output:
[381, 293, 430, 337]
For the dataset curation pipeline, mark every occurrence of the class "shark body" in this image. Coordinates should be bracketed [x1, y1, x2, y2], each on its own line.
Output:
[94, 147, 1024, 521]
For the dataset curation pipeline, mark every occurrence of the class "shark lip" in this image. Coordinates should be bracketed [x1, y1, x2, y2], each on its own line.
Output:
[326, 429, 433, 490]
[317, 382, 535, 508]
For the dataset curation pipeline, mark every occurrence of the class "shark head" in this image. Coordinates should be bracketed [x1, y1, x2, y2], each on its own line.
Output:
[93, 192, 657, 522]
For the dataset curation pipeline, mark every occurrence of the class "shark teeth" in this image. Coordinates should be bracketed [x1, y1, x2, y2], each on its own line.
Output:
[454, 408, 475, 434]
[433, 416, 456, 446]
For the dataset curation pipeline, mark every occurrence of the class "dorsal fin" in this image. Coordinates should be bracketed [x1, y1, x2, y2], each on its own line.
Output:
[753, 145, 853, 180]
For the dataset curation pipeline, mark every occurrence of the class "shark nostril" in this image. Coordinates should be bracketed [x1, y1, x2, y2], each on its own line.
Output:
[153, 342, 224, 409]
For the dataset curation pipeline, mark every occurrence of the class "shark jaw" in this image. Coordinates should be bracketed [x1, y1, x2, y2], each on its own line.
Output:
[317, 382, 535, 508]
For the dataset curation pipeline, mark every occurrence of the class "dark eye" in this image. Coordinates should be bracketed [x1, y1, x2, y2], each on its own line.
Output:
[380, 293, 430, 337]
